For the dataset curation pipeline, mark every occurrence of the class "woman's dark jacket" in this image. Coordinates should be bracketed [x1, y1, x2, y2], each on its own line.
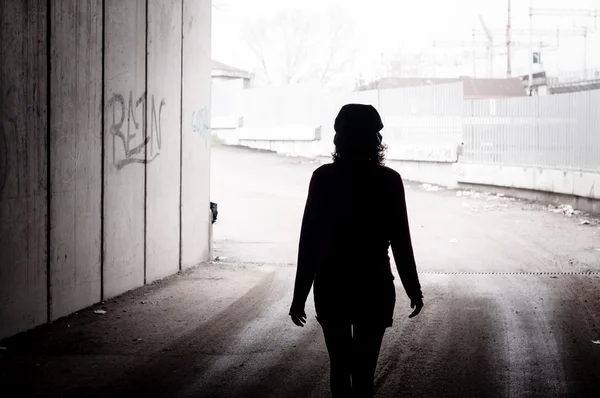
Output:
[289, 160, 423, 327]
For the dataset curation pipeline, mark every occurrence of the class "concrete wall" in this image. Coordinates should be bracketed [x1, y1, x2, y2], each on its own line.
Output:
[50, 0, 102, 319]
[455, 163, 600, 200]
[103, 0, 147, 298]
[145, 0, 182, 282]
[389, 160, 600, 214]
[0, 0, 212, 340]
[237, 139, 328, 159]
[388, 160, 459, 189]
[181, 0, 212, 269]
[454, 163, 600, 213]
[236, 126, 320, 141]
[0, 0, 49, 340]
[235, 138, 600, 214]
[386, 143, 459, 163]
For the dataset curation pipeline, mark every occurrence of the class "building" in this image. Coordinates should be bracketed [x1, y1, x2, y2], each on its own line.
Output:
[212, 60, 254, 88]
[371, 76, 527, 99]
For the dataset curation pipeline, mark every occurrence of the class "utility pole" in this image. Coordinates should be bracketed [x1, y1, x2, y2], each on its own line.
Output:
[507, 0, 512, 77]
[472, 31, 477, 77]
[530, 7, 598, 77]
[478, 14, 494, 77]
[583, 26, 588, 75]
[528, 1, 533, 95]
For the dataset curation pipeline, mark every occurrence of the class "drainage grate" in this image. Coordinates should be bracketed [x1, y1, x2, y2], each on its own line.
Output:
[211, 260, 294, 267]
[417, 271, 600, 275]
[212, 262, 600, 276]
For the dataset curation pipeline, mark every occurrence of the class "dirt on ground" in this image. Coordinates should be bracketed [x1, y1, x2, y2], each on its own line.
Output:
[1, 146, 599, 397]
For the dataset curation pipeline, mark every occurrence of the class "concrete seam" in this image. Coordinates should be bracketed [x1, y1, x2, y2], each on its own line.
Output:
[178, 0, 184, 271]
[100, 0, 106, 300]
[143, 0, 149, 285]
[46, 0, 53, 323]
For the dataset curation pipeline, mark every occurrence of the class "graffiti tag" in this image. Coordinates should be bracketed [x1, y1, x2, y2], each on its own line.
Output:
[107, 91, 166, 171]
[191, 106, 209, 134]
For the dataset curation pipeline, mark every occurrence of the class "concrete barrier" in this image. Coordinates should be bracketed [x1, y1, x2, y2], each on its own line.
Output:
[386, 143, 459, 163]
[237, 125, 320, 141]
[233, 138, 600, 214]
[454, 163, 600, 213]
[237, 138, 329, 159]
[387, 160, 459, 189]
[50, 0, 102, 320]
[103, 0, 147, 299]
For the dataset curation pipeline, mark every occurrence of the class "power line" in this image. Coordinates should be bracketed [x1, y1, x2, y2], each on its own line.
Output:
[528, 6, 598, 90]
[507, 0, 512, 76]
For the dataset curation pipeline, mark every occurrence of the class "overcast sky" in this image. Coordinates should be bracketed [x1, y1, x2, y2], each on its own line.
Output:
[212, 0, 600, 86]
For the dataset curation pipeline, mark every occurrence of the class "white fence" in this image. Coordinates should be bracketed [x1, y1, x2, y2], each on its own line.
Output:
[212, 82, 465, 161]
[378, 84, 463, 162]
[462, 90, 600, 173]
[211, 81, 600, 172]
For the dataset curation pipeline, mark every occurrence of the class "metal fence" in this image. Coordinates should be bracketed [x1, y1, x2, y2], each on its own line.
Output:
[378, 83, 464, 143]
[212, 81, 600, 172]
[462, 89, 600, 172]
[547, 68, 600, 86]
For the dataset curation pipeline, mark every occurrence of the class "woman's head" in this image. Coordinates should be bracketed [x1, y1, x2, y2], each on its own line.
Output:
[332, 104, 386, 165]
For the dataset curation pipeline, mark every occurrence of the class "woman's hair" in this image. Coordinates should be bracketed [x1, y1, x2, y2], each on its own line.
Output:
[332, 104, 386, 166]
[332, 140, 387, 166]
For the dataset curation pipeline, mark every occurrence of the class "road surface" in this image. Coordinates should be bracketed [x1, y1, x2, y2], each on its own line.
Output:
[1, 145, 600, 397]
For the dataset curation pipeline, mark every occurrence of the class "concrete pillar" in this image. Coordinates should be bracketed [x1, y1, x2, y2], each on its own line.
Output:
[181, 0, 212, 268]
[49, 0, 102, 320]
[0, 0, 213, 340]
[145, 0, 183, 282]
[0, 0, 49, 339]
[103, 0, 147, 298]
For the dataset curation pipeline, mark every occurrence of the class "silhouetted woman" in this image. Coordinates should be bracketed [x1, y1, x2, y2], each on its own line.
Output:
[289, 104, 424, 397]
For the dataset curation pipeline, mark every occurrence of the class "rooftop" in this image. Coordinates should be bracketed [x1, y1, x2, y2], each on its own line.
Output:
[376, 76, 527, 99]
[212, 60, 253, 80]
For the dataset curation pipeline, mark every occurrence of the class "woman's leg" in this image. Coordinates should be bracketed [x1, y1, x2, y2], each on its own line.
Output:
[351, 324, 386, 398]
[321, 323, 353, 397]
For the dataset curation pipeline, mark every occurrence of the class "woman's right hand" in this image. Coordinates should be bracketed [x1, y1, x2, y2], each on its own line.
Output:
[409, 298, 424, 318]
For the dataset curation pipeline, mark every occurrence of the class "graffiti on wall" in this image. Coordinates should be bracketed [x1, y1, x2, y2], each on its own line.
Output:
[191, 106, 209, 135]
[107, 91, 166, 171]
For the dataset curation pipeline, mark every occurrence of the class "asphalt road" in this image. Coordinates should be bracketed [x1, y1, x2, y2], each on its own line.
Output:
[2, 145, 600, 397]
[208, 146, 600, 398]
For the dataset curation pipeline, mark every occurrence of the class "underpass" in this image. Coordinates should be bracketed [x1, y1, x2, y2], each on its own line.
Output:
[2, 145, 599, 397]
[2, 1, 600, 396]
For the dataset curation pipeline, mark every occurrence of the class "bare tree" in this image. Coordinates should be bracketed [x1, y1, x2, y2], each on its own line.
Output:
[243, 7, 354, 87]
[245, 17, 274, 85]
[319, 8, 356, 86]
[278, 10, 312, 84]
